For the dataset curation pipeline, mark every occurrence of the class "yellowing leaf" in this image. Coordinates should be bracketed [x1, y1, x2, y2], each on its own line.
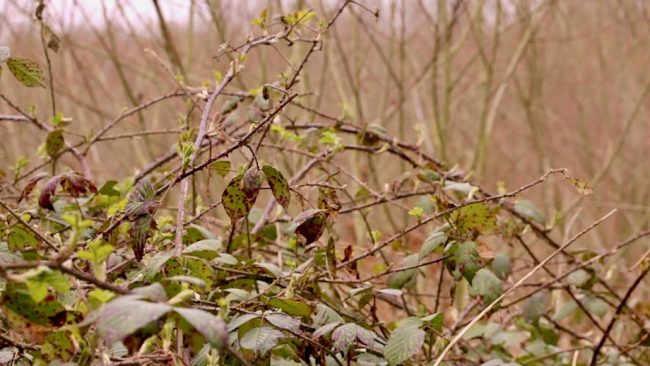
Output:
[6, 57, 45, 87]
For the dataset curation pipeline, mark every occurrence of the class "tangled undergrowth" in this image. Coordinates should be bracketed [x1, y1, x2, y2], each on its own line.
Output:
[0, 2, 649, 366]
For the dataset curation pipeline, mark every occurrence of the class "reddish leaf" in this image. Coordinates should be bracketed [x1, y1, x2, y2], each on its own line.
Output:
[18, 172, 49, 203]
[38, 176, 62, 210]
[38, 172, 97, 210]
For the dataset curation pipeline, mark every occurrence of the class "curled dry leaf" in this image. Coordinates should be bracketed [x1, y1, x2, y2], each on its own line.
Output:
[38, 172, 97, 210]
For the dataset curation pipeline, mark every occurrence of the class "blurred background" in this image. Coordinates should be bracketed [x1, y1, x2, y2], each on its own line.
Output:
[1, 0, 649, 264]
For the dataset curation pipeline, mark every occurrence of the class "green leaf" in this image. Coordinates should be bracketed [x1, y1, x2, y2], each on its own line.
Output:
[384, 317, 425, 366]
[313, 304, 344, 326]
[174, 307, 227, 348]
[129, 214, 156, 261]
[357, 353, 388, 366]
[26, 280, 49, 303]
[568, 269, 591, 288]
[2, 284, 67, 327]
[584, 296, 607, 318]
[240, 326, 284, 355]
[6, 57, 45, 87]
[491, 253, 511, 280]
[553, 300, 578, 321]
[268, 298, 312, 317]
[422, 312, 444, 332]
[92, 297, 171, 344]
[7, 224, 38, 251]
[125, 178, 159, 219]
[454, 241, 482, 282]
[312, 322, 341, 339]
[470, 268, 503, 304]
[262, 165, 291, 210]
[182, 239, 222, 259]
[45, 130, 64, 158]
[514, 200, 545, 225]
[222, 174, 256, 221]
[211, 160, 231, 177]
[451, 203, 497, 235]
[332, 323, 357, 351]
[387, 254, 419, 289]
[418, 231, 447, 259]
[523, 292, 548, 323]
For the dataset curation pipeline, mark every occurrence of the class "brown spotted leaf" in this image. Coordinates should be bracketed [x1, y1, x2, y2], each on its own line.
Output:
[6, 57, 45, 87]
[262, 164, 290, 210]
[222, 174, 256, 222]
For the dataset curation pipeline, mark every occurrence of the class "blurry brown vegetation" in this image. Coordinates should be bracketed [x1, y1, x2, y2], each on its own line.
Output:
[1, 1, 650, 364]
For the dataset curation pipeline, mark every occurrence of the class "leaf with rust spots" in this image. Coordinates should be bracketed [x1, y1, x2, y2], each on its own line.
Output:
[451, 203, 497, 236]
[262, 164, 290, 210]
[222, 174, 256, 222]
[6, 57, 45, 87]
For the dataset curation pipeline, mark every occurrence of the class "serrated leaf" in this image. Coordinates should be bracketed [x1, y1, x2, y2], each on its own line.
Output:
[268, 298, 312, 317]
[266, 312, 301, 332]
[313, 304, 344, 326]
[384, 317, 425, 366]
[470, 268, 503, 304]
[514, 200, 545, 225]
[174, 307, 227, 347]
[240, 326, 284, 355]
[129, 214, 156, 261]
[418, 231, 447, 259]
[332, 323, 358, 351]
[90, 297, 171, 344]
[125, 178, 159, 219]
[45, 130, 64, 158]
[312, 322, 341, 339]
[357, 353, 388, 366]
[182, 239, 222, 259]
[262, 165, 291, 209]
[6, 57, 45, 87]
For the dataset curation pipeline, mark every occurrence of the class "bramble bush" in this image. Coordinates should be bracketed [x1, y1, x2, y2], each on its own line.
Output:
[0, 2, 649, 366]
